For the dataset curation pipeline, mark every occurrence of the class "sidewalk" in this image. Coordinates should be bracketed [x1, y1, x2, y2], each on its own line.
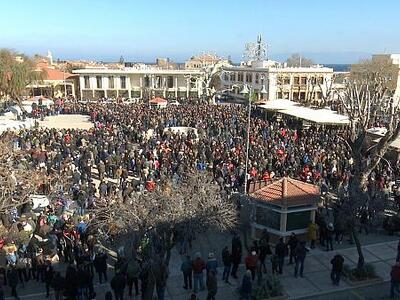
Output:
[3, 235, 399, 299]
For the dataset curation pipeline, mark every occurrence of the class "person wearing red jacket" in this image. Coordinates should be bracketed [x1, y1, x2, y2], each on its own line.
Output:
[245, 251, 258, 281]
[192, 253, 205, 293]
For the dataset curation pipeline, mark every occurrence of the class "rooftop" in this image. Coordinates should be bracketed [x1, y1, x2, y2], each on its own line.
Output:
[249, 177, 320, 207]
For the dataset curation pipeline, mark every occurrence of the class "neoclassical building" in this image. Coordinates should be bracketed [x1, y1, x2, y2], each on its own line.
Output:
[221, 60, 334, 104]
[72, 67, 206, 100]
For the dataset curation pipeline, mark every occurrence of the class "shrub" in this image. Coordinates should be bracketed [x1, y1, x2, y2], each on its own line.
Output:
[252, 273, 284, 299]
[343, 263, 378, 281]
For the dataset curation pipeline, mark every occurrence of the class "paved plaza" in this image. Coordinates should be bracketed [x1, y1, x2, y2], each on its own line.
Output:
[2, 231, 399, 300]
[38, 114, 93, 130]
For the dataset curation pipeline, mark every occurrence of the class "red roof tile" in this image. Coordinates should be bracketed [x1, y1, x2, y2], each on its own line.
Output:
[249, 177, 319, 207]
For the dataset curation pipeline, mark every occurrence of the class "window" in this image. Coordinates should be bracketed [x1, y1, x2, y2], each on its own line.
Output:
[310, 77, 316, 85]
[144, 76, 150, 87]
[286, 211, 311, 231]
[84, 76, 90, 89]
[318, 77, 324, 84]
[277, 91, 283, 99]
[238, 72, 244, 82]
[301, 77, 307, 85]
[283, 77, 290, 85]
[246, 73, 252, 83]
[316, 92, 322, 99]
[230, 73, 236, 81]
[108, 76, 114, 89]
[155, 76, 162, 88]
[300, 92, 306, 100]
[293, 92, 299, 100]
[96, 76, 102, 89]
[167, 76, 174, 88]
[190, 77, 197, 89]
[256, 206, 280, 230]
[294, 77, 300, 85]
[255, 73, 259, 84]
[120, 76, 126, 89]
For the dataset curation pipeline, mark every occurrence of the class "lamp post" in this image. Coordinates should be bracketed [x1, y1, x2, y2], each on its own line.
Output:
[240, 84, 252, 195]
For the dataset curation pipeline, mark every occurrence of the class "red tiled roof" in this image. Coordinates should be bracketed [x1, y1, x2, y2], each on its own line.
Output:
[36, 61, 73, 81]
[249, 177, 319, 207]
[149, 97, 168, 104]
[43, 67, 74, 81]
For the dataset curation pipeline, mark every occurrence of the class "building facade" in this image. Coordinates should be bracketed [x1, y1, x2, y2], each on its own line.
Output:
[185, 53, 229, 70]
[73, 68, 205, 100]
[221, 60, 334, 105]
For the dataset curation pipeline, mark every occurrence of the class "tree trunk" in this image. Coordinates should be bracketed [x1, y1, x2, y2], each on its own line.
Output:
[352, 228, 365, 269]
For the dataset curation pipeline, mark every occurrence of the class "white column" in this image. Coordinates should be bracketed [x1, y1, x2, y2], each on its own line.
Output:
[174, 77, 178, 98]
[186, 78, 190, 98]
[139, 77, 143, 99]
[127, 76, 132, 98]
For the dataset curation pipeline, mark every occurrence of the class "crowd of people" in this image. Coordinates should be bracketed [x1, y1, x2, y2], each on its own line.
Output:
[1, 99, 400, 299]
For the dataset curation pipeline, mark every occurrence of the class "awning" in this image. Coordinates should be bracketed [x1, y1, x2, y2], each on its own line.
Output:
[257, 99, 298, 111]
[278, 106, 349, 125]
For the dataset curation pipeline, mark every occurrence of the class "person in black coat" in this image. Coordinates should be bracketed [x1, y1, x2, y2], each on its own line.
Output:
[111, 271, 126, 300]
[51, 272, 65, 300]
[287, 233, 298, 265]
[44, 261, 54, 298]
[294, 241, 308, 278]
[231, 233, 242, 279]
[275, 238, 287, 274]
[7, 266, 19, 299]
[65, 264, 78, 299]
[330, 254, 344, 285]
[94, 251, 108, 284]
[221, 246, 232, 283]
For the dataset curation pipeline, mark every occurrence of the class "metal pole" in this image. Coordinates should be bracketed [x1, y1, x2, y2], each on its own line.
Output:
[244, 86, 251, 194]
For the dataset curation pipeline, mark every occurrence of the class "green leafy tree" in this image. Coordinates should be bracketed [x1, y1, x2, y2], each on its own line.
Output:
[0, 49, 45, 101]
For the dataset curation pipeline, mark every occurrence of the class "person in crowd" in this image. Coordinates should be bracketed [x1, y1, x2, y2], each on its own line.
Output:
[231, 233, 242, 279]
[391, 262, 400, 298]
[245, 251, 258, 281]
[181, 255, 193, 290]
[206, 269, 217, 300]
[326, 223, 334, 251]
[275, 238, 287, 275]
[192, 252, 205, 293]
[206, 252, 218, 278]
[8, 265, 19, 300]
[111, 270, 126, 300]
[239, 270, 252, 300]
[330, 254, 344, 285]
[126, 254, 141, 297]
[287, 233, 298, 265]
[294, 241, 308, 278]
[44, 260, 54, 298]
[52, 271, 66, 300]
[221, 246, 232, 283]
[93, 249, 108, 284]
[308, 221, 318, 249]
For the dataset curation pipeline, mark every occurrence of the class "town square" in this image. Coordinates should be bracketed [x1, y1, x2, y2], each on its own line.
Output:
[1, 1, 400, 300]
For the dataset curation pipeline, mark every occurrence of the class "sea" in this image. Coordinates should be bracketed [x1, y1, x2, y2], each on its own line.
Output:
[324, 64, 351, 72]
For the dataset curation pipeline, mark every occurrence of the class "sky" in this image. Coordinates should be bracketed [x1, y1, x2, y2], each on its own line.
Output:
[1, 0, 399, 64]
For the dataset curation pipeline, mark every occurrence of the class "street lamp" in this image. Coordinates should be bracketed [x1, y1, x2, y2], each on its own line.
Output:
[241, 84, 252, 195]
